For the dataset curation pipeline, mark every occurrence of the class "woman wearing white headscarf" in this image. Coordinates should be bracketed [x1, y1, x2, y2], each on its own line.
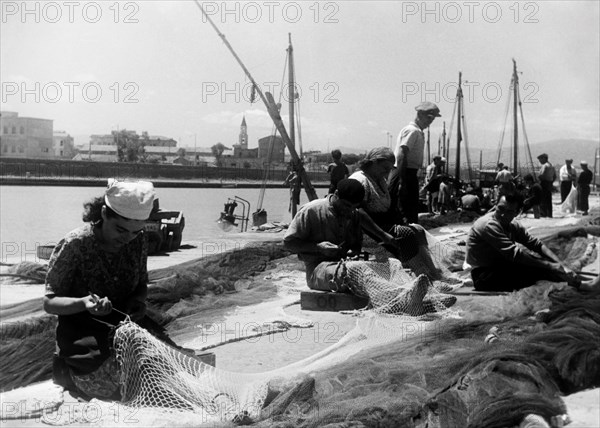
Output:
[43, 180, 155, 399]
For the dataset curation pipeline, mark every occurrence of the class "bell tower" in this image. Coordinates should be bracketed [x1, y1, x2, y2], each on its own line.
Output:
[239, 116, 248, 148]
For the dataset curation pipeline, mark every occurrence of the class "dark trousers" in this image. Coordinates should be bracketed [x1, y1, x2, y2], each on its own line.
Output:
[389, 168, 419, 224]
[577, 185, 591, 213]
[540, 181, 553, 218]
[560, 181, 573, 203]
[471, 265, 563, 292]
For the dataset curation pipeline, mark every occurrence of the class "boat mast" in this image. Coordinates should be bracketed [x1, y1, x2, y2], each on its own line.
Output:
[442, 121, 447, 172]
[512, 59, 519, 176]
[288, 33, 303, 217]
[455, 72, 463, 183]
[288, 34, 295, 150]
[195, 2, 317, 202]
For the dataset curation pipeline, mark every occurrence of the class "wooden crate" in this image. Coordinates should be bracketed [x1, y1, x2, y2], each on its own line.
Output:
[300, 291, 369, 312]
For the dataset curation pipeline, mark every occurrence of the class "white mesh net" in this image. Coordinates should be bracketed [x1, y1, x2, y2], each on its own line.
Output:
[335, 259, 459, 317]
[114, 322, 269, 423]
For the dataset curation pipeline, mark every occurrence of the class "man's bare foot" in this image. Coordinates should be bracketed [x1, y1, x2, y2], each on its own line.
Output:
[392, 274, 430, 316]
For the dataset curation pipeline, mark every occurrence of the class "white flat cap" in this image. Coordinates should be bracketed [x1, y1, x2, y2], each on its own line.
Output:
[105, 180, 155, 220]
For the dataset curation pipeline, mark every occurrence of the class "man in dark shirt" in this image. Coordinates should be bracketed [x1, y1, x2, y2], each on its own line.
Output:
[577, 160, 594, 215]
[522, 174, 542, 218]
[283, 179, 453, 315]
[537, 153, 556, 218]
[327, 149, 349, 194]
[466, 193, 577, 291]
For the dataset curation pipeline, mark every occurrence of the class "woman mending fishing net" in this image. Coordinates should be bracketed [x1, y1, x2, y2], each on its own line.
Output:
[349, 147, 448, 280]
[43, 180, 155, 399]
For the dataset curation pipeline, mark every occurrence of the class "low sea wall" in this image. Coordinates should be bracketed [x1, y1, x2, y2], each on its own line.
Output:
[0, 157, 330, 186]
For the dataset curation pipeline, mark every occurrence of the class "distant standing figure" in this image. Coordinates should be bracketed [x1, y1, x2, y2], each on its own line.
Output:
[495, 166, 514, 197]
[537, 153, 556, 218]
[438, 176, 452, 215]
[559, 159, 577, 203]
[327, 149, 349, 194]
[389, 101, 441, 224]
[522, 174, 542, 219]
[495, 165, 513, 183]
[284, 169, 301, 217]
[423, 156, 446, 214]
[577, 160, 593, 215]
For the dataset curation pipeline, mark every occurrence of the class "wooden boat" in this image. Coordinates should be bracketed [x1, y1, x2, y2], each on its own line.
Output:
[37, 245, 55, 260]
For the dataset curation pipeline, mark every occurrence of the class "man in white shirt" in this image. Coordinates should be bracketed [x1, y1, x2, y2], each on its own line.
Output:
[389, 101, 441, 224]
[494, 166, 514, 197]
[559, 159, 577, 203]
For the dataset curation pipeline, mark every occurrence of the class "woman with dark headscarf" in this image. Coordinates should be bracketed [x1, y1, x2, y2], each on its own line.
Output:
[349, 147, 398, 230]
[349, 148, 443, 278]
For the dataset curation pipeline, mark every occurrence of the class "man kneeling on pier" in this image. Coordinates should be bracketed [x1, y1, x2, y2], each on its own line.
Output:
[283, 179, 455, 315]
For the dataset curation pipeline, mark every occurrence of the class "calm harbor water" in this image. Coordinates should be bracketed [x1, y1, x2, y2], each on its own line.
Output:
[0, 185, 321, 264]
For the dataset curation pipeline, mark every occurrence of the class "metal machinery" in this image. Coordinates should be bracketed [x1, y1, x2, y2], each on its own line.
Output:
[217, 196, 250, 232]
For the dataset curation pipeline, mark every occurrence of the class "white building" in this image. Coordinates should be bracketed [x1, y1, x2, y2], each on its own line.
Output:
[0, 111, 53, 158]
[53, 131, 75, 158]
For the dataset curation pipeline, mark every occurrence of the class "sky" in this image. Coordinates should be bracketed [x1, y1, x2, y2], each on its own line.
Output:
[1, 0, 599, 154]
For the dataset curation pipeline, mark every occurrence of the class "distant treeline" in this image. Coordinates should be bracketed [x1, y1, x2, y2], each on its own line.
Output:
[0, 157, 329, 183]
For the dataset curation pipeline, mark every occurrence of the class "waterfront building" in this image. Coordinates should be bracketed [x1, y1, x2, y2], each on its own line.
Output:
[233, 116, 257, 159]
[87, 130, 179, 162]
[0, 111, 53, 158]
[227, 116, 286, 168]
[53, 131, 75, 159]
[258, 135, 285, 163]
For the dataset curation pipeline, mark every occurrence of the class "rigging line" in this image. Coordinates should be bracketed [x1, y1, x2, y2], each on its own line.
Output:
[296, 95, 304, 160]
[278, 50, 289, 105]
[461, 98, 474, 183]
[257, 53, 289, 211]
[291, 59, 303, 159]
[257, 55, 287, 210]
[247, 53, 289, 73]
[446, 94, 458, 171]
[517, 85, 536, 180]
[195, 1, 317, 202]
[496, 77, 513, 168]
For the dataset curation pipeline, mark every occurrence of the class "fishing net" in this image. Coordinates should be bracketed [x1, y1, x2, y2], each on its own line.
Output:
[107, 231, 469, 424]
[560, 185, 578, 215]
[334, 260, 458, 317]
[114, 321, 269, 423]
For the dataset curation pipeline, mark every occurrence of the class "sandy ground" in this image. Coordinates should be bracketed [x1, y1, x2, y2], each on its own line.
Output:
[0, 283, 45, 307]
[1, 195, 599, 427]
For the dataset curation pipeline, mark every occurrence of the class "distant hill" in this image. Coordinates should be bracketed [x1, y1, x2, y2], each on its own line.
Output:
[335, 139, 599, 167]
[528, 139, 599, 165]
[332, 145, 370, 155]
[449, 139, 599, 170]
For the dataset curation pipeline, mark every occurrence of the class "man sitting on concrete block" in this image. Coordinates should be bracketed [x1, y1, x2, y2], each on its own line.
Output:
[283, 179, 456, 315]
